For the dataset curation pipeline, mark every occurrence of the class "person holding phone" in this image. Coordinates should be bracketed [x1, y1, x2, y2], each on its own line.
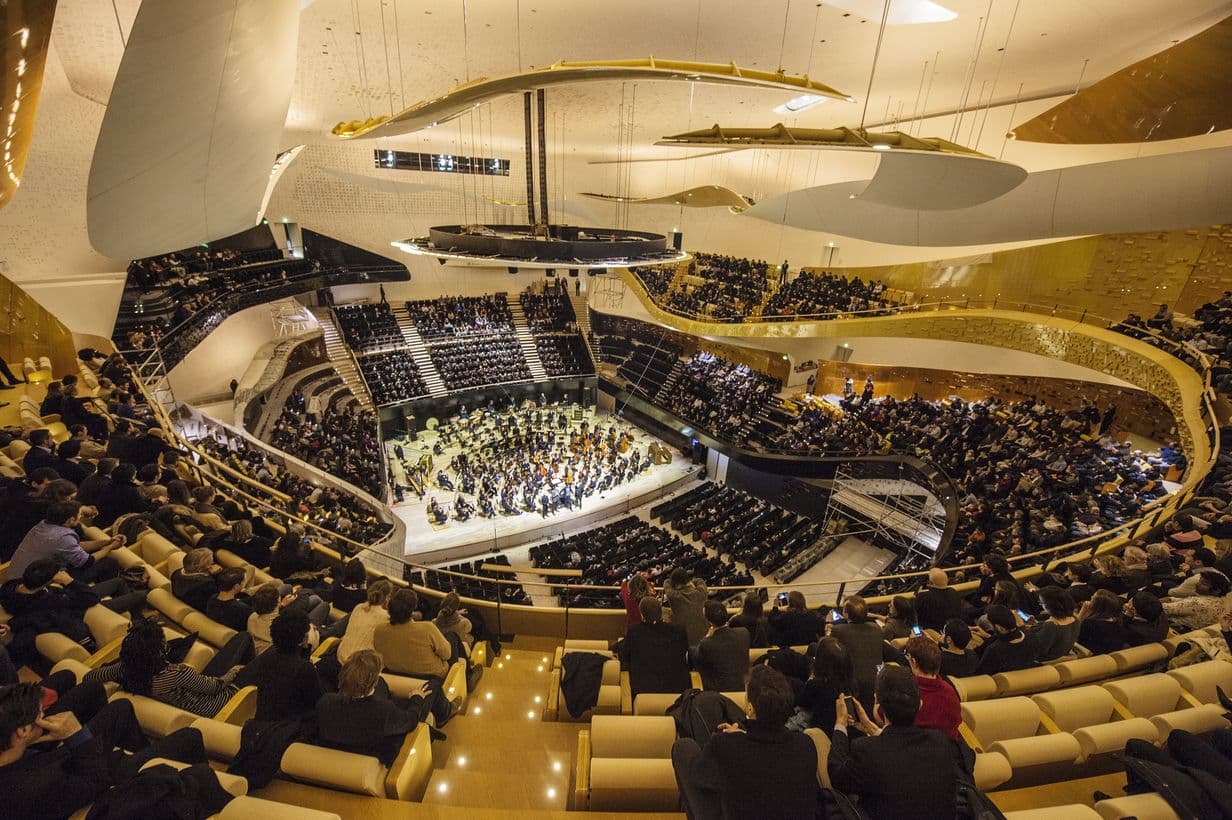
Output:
[794, 637, 856, 731]
[767, 590, 823, 647]
[829, 666, 967, 820]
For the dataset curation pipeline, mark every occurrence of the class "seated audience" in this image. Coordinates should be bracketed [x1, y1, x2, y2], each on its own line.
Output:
[337, 579, 393, 664]
[938, 618, 979, 679]
[728, 592, 770, 648]
[828, 665, 966, 820]
[975, 605, 1039, 675]
[768, 590, 824, 647]
[794, 637, 855, 731]
[1124, 590, 1170, 646]
[172, 547, 221, 613]
[315, 650, 433, 765]
[691, 600, 750, 692]
[1026, 586, 1081, 661]
[206, 567, 253, 632]
[1077, 589, 1132, 654]
[830, 595, 892, 709]
[915, 568, 963, 632]
[672, 665, 819, 819]
[904, 636, 960, 740]
[244, 609, 325, 722]
[619, 597, 691, 699]
[1162, 569, 1231, 630]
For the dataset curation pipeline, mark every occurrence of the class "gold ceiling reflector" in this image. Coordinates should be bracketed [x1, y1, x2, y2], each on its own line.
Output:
[0, 1, 57, 210]
[331, 58, 850, 140]
[656, 123, 989, 156]
[580, 185, 753, 213]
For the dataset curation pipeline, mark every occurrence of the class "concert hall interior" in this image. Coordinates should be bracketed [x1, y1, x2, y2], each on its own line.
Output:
[2, 1, 1232, 818]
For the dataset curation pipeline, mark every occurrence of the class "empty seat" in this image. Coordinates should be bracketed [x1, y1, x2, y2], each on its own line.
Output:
[1168, 660, 1232, 705]
[1032, 686, 1157, 760]
[960, 697, 1082, 786]
[1108, 642, 1169, 674]
[993, 665, 1062, 697]
[1053, 654, 1118, 686]
[549, 653, 621, 720]
[1004, 806, 1101, 820]
[1094, 792, 1182, 820]
[575, 716, 678, 812]
[973, 751, 1012, 791]
[217, 797, 342, 820]
[949, 675, 998, 702]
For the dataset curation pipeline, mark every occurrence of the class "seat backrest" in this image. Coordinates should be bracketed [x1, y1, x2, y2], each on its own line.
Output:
[1103, 674, 1183, 717]
[1032, 686, 1115, 732]
[994, 665, 1061, 696]
[961, 696, 1041, 746]
[280, 742, 385, 797]
[1169, 660, 1232, 705]
[1054, 654, 1118, 686]
[590, 716, 676, 759]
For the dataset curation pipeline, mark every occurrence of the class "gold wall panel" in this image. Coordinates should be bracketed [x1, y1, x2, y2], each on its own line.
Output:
[1012, 15, 1232, 144]
[805, 224, 1232, 319]
[1, 1, 57, 209]
[0, 271, 78, 377]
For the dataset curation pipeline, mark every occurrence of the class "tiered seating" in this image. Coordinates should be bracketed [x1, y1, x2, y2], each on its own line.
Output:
[519, 291, 577, 333]
[406, 294, 514, 339]
[761, 269, 890, 318]
[529, 516, 751, 609]
[420, 554, 529, 604]
[665, 254, 772, 321]
[266, 402, 384, 498]
[614, 340, 682, 400]
[659, 351, 781, 445]
[334, 303, 403, 352]
[535, 334, 594, 376]
[358, 350, 428, 405]
[429, 333, 531, 390]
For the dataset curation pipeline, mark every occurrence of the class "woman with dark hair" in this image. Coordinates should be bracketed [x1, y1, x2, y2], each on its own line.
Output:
[620, 573, 653, 625]
[433, 591, 473, 650]
[225, 519, 273, 568]
[1026, 586, 1080, 661]
[879, 596, 917, 640]
[83, 619, 245, 716]
[269, 526, 327, 585]
[329, 558, 369, 614]
[728, 593, 770, 648]
[794, 637, 854, 730]
[1077, 589, 1131, 655]
[96, 464, 151, 526]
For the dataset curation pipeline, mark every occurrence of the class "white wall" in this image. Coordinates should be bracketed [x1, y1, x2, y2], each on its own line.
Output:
[168, 301, 281, 402]
[19, 274, 128, 338]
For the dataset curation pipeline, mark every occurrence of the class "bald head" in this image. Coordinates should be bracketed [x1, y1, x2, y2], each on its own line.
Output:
[928, 568, 948, 589]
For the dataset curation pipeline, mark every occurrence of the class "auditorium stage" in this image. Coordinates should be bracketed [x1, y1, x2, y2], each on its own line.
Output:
[386, 408, 699, 564]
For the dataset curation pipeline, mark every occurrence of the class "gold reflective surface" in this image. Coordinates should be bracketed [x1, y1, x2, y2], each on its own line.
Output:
[0, 0, 56, 209]
[579, 184, 752, 212]
[1012, 14, 1232, 143]
[658, 122, 988, 156]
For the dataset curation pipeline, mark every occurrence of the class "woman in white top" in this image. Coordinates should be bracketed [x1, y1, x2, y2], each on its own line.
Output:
[337, 579, 393, 663]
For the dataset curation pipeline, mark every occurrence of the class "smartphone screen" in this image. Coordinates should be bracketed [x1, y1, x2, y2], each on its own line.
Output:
[1015, 609, 1029, 622]
[911, 625, 923, 637]
[776, 592, 789, 605]
[831, 609, 842, 622]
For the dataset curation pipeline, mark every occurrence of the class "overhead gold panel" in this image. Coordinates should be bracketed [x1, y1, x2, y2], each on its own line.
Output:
[658, 123, 989, 156]
[331, 58, 850, 140]
[1012, 15, 1232, 144]
[579, 185, 753, 213]
[0, 1, 56, 210]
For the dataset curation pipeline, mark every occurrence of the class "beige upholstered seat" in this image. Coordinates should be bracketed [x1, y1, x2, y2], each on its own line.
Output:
[1032, 686, 1157, 760]
[141, 758, 249, 797]
[1167, 660, 1232, 705]
[216, 796, 342, 820]
[949, 674, 998, 702]
[575, 716, 678, 812]
[993, 665, 1061, 697]
[1094, 791, 1182, 820]
[134, 531, 182, 568]
[182, 611, 238, 649]
[632, 690, 746, 716]
[1052, 654, 1118, 687]
[973, 751, 1012, 791]
[547, 649, 621, 720]
[1107, 642, 1169, 674]
[109, 693, 198, 737]
[1003, 805, 1101, 819]
[961, 696, 1082, 785]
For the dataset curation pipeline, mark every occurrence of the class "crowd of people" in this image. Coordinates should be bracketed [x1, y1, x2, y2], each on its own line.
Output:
[429, 334, 531, 390]
[664, 254, 772, 321]
[535, 334, 594, 377]
[266, 395, 384, 499]
[761, 270, 891, 318]
[1115, 296, 1232, 392]
[398, 402, 660, 523]
[406, 294, 514, 339]
[531, 518, 752, 609]
[519, 286, 577, 333]
[334, 302, 403, 352]
[659, 351, 782, 446]
[358, 350, 428, 405]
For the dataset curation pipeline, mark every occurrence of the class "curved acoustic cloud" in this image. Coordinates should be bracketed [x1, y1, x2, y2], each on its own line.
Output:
[580, 185, 753, 213]
[743, 146, 1232, 246]
[87, 0, 300, 260]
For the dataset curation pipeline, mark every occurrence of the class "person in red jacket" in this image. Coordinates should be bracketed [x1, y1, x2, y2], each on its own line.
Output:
[904, 636, 960, 740]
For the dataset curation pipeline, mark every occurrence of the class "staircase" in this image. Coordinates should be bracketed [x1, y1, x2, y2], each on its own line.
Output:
[568, 291, 599, 371]
[309, 306, 375, 411]
[390, 304, 448, 397]
[506, 296, 548, 380]
[655, 358, 685, 401]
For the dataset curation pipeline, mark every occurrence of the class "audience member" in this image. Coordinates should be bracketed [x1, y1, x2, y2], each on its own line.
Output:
[691, 600, 750, 692]
[315, 650, 432, 765]
[619, 597, 690, 699]
[904, 636, 960, 739]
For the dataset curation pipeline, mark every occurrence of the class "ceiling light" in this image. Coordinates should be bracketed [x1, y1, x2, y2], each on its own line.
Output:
[773, 94, 829, 115]
[825, 0, 956, 24]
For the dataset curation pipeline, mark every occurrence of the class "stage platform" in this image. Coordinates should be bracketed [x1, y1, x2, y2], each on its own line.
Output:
[387, 408, 699, 565]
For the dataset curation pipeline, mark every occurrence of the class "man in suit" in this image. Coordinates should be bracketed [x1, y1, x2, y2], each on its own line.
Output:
[618, 596, 690, 699]
[672, 665, 819, 820]
[691, 600, 750, 692]
[829, 595, 894, 709]
[828, 665, 966, 820]
[21, 429, 56, 475]
[914, 568, 963, 632]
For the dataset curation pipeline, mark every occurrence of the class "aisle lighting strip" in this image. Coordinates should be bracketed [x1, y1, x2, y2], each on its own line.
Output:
[5, 28, 32, 187]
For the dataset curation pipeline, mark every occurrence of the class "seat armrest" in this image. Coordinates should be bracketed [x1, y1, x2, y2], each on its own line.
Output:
[572, 728, 591, 811]
[215, 686, 258, 725]
[385, 722, 433, 801]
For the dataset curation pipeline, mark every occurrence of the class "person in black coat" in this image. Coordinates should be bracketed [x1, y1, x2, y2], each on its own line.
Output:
[21, 430, 57, 475]
[766, 590, 823, 647]
[690, 601, 750, 693]
[672, 665, 819, 820]
[975, 605, 1040, 676]
[239, 610, 324, 722]
[95, 463, 153, 527]
[618, 597, 690, 699]
[828, 665, 967, 820]
[830, 596, 896, 710]
[915, 568, 963, 632]
[315, 649, 431, 765]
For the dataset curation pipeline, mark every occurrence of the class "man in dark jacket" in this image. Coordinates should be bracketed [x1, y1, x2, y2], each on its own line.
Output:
[21, 429, 57, 475]
[830, 595, 895, 709]
[915, 568, 963, 632]
[239, 610, 324, 722]
[672, 665, 819, 820]
[315, 650, 431, 765]
[0, 468, 60, 560]
[618, 597, 690, 699]
[829, 665, 966, 820]
[691, 600, 750, 692]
